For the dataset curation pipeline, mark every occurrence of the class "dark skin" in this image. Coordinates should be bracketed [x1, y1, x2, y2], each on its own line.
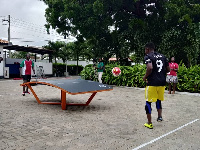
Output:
[143, 47, 170, 124]
[0, 57, 3, 63]
[168, 57, 178, 94]
[19, 54, 35, 93]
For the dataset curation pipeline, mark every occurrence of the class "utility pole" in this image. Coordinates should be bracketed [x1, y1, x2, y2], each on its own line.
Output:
[8, 15, 10, 43]
[2, 15, 11, 58]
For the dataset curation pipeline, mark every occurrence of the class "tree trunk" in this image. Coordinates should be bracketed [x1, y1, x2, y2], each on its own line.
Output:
[187, 54, 191, 68]
[66, 57, 68, 77]
[55, 56, 58, 77]
[76, 51, 79, 75]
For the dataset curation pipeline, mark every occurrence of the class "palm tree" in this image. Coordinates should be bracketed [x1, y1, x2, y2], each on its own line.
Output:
[44, 41, 65, 76]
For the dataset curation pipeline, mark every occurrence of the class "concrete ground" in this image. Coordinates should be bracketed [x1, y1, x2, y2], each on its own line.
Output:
[0, 76, 200, 150]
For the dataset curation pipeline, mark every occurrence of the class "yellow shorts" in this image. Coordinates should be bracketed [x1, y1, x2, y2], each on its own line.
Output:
[145, 86, 165, 102]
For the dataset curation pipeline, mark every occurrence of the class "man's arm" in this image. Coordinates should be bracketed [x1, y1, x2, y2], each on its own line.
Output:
[143, 62, 153, 81]
[32, 61, 35, 74]
[165, 57, 170, 73]
[95, 62, 101, 69]
[173, 64, 178, 72]
[19, 67, 22, 77]
[166, 66, 170, 73]
[32, 66, 35, 74]
[95, 65, 99, 69]
[0, 57, 3, 63]
[19, 61, 24, 78]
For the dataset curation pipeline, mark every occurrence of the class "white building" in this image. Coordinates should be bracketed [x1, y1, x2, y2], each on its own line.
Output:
[0, 39, 9, 78]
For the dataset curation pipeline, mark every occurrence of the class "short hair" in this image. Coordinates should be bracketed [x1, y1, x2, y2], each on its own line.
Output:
[145, 42, 155, 50]
[171, 56, 175, 60]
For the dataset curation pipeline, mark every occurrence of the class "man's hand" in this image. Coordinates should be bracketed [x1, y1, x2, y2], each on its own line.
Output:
[19, 68, 22, 78]
[0, 57, 3, 63]
[143, 75, 148, 83]
[143, 76, 146, 81]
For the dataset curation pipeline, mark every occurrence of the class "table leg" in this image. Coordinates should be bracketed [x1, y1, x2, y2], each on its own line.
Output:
[26, 83, 61, 105]
[61, 90, 66, 110]
[66, 92, 97, 106]
[85, 92, 97, 105]
[24, 84, 97, 110]
[27, 84, 41, 104]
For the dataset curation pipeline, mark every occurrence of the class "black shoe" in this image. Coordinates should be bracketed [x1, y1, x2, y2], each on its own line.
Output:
[22, 92, 25, 96]
[157, 117, 163, 122]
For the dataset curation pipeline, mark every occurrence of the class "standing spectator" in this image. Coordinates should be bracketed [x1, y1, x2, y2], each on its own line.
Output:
[95, 58, 104, 83]
[143, 42, 170, 129]
[166, 57, 179, 94]
[19, 53, 35, 96]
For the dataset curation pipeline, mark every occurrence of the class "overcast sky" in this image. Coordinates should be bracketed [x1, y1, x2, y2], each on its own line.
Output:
[0, 0, 75, 47]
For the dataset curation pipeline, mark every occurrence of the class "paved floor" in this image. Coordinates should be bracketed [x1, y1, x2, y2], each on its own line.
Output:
[0, 76, 200, 150]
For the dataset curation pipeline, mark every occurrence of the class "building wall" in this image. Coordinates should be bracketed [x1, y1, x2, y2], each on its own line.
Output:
[5, 58, 93, 77]
[6, 58, 53, 75]
[6, 58, 93, 67]
[56, 60, 93, 67]
[0, 46, 4, 77]
[6, 58, 24, 64]
[35, 62, 52, 75]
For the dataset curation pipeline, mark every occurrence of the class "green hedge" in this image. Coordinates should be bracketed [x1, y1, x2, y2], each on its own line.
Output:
[81, 64, 146, 87]
[177, 64, 200, 93]
[53, 63, 84, 76]
[80, 63, 200, 93]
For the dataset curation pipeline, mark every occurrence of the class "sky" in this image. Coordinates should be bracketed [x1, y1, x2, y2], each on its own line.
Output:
[0, 0, 75, 47]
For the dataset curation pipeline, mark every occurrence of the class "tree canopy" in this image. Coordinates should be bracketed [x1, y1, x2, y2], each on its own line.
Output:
[42, 0, 200, 66]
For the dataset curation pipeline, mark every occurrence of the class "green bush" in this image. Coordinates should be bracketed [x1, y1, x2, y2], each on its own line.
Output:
[80, 64, 146, 87]
[177, 63, 200, 93]
[53, 63, 84, 76]
[80, 65, 98, 81]
[81, 63, 200, 93]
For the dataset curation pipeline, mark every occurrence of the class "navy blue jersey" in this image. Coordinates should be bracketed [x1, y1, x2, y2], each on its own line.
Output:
[144, 52, 169, 86]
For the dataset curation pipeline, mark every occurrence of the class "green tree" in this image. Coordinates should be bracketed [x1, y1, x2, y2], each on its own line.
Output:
[11, 51, 27, 59]
[59, 43, 73, 63]
[159, 0, 200, 66]
[42, 0, 148, 61]
[44, 41, 66, 76]
[44, 41, 66, 64]
[42, 0, 200, 66]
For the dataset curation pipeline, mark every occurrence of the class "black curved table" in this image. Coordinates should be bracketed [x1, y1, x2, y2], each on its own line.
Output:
[21, 79, 113, 110]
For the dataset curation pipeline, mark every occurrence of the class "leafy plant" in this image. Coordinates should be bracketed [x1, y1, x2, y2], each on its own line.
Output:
[81, 64, 146, 87]
[81, 63, 200, 93]
[177, 63, 200, 92]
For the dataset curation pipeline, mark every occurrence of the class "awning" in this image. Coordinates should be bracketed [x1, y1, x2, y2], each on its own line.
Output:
[3, 45, 53, 55]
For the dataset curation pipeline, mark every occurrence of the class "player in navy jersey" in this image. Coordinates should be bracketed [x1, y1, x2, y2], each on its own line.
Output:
[143, 42, 170, 129]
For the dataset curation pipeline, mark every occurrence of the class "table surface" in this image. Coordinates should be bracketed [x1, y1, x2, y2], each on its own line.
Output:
[34, 79, 113, 94]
